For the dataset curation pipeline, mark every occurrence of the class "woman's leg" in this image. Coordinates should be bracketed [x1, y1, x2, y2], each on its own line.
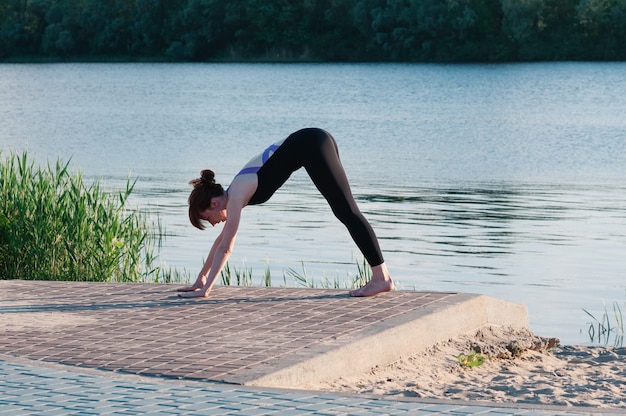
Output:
[301, 129, 393, 296]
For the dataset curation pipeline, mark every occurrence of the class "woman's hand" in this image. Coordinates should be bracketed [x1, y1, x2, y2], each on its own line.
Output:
[177, 288, 211, 298]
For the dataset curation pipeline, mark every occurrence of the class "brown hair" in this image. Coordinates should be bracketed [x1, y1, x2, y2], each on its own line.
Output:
[188, 169, 225, 230]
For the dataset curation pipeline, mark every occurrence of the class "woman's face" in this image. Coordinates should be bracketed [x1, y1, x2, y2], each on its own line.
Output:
[199, 205, 227, 227]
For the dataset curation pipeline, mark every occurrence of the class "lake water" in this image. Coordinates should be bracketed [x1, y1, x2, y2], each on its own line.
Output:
[1, 62, 625, 345]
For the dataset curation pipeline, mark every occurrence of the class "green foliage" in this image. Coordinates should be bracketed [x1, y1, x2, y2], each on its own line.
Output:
[1, 0, 625, 62]
[0, 151, 175, 282]
[457, 351, 486, 367]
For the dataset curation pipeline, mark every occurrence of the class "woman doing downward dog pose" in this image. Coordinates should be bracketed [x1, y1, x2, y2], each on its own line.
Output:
[178, 128, 393, 298]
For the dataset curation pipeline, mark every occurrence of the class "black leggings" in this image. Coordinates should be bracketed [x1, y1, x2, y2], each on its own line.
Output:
[249, 128, 384, 267]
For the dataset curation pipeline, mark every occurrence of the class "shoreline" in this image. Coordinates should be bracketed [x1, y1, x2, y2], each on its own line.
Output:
[307, 326, 626, 409]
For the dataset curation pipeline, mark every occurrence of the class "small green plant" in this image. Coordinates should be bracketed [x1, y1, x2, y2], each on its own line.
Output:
[583, 298, 624, 347]
[262, 261, 271, 287]
[0, 152, 176, 282]
[283, 257, 374, 289]
[219, 260, 254, 286]
[353, 256, 372, 288]
[284, 260, 360, 289]
[457, 351, 486, 368]
[285, 261, 316, 288]
[234, 260, 253, 286]
[220, 261, 232, 285]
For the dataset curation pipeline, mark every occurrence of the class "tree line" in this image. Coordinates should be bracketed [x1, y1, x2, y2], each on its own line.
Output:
[1, 0, 625, 62]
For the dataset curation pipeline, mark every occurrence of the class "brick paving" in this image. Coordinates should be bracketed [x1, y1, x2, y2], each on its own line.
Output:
[0, 280, 454, 384]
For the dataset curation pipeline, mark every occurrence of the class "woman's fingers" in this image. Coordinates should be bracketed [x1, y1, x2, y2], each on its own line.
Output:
[177, 290, 209, 298]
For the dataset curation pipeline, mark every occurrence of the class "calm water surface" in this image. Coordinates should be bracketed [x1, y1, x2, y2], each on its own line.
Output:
[1, 62, 625, 345]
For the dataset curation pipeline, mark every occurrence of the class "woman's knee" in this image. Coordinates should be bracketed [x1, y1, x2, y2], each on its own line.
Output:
[332, 204, 364, 227]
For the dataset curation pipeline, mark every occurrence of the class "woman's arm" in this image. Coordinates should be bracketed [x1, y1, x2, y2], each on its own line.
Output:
[179, 172, 257, 298]
[176, 232, 224, 292]
[178, 206, 243, 298]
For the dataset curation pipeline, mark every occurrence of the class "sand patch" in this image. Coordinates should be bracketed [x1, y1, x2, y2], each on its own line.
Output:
[310, 326, 626, 409]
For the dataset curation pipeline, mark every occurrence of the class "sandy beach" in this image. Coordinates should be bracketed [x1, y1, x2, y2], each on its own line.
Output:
[309, 326, 626, 409]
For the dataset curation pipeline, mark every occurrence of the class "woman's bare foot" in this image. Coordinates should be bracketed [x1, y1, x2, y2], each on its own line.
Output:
[349, 277, 394, 297]
[349, 262, 394, 297]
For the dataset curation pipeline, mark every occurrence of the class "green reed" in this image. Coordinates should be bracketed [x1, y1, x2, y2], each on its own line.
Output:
[219, 258, 371, 290]
[0, 152, 175, 282]
[221, 260, 272, 287]
[583, 297, 624, 347]
[285, 257, 372, 289]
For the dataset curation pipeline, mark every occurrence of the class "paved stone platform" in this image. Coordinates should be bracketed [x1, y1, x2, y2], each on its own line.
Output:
[0, 280, 528, 388]
[2, 280, 625, 415]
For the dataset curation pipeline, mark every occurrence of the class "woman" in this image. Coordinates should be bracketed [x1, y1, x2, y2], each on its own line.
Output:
[177, 128, 393, 298]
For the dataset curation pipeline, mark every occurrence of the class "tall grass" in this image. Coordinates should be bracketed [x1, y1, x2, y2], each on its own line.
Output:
[0, 152, 176, 282]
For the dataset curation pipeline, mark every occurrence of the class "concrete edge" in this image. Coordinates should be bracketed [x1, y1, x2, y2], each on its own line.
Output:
[237, 293, 529, 388]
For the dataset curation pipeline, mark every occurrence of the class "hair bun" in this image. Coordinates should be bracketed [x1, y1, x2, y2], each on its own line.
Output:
[200, 169, 216, 185]
[189, 169, 219, 189]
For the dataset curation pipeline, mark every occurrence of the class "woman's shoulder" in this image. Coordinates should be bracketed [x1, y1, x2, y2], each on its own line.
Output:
[227, 174, 258, 207]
